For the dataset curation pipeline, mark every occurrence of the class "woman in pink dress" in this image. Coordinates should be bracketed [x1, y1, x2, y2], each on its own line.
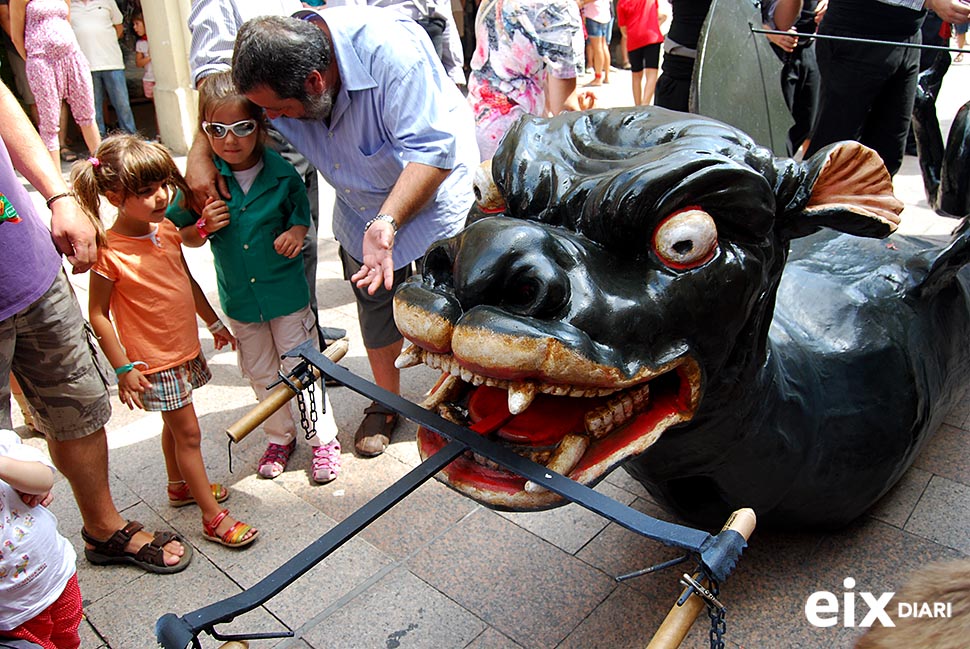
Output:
[9, 0, 101, 167]
[467, 0, 592, 161]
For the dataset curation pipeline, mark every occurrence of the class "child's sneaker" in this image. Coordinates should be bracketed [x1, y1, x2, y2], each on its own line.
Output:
[311, 439, 341, 484]
[258, 440, 296, 479]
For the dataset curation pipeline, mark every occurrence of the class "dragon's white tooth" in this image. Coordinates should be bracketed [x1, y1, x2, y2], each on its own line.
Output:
[526, 435, 589, 493]
[470, 372, 485, 386]
[394, 344, 423, 369]
[547, 434, 589, 475]
[621, 395, 634, 418]
[508, 382, 536, 415]
[460, 367, 473, 382]
[420, 374, 461, 410]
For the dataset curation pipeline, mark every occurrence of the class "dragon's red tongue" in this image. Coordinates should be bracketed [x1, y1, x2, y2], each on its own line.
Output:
[468, 385, 604, 446]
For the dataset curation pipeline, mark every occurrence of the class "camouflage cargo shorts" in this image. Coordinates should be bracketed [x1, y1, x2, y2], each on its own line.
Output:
[0, 271, 112, 440]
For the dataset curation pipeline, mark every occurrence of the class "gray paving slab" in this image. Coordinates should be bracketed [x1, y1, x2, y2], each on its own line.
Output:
[912, 423, 970, 487]
[464, 627, 525, 649]
[496, 480, 637, 554]
[298, 567, 486, 649]
[905, 476, 970, 554]
[407, 508, 616, 649]
[868, 466, 932, 529]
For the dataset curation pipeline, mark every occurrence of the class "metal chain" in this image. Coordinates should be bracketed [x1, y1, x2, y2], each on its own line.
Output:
[295, 371, 319, 441]
[707, 580, 726, 649]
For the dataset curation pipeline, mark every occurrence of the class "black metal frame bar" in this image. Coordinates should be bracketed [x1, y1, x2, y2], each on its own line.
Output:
[752, 27, 969, 54]
[156, 341, 748, 647]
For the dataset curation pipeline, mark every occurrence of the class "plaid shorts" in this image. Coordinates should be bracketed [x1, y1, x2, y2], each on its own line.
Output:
[140, 353, 212, 412]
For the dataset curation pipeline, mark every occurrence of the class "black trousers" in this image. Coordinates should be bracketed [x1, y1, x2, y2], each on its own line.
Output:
[777, 43, 820, 154]
[655, 53, 694, 113]
[807, 29, 919, 176]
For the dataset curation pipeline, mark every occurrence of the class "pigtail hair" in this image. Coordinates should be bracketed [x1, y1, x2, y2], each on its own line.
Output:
[69, 159, 109, 249]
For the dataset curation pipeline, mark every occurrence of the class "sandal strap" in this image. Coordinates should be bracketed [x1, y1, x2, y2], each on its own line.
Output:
[362, 401, 396, 417]
[260, 442, 295, 464]
[221, 521, 253, 545]
[84, 520, 144, 555]
[152, 530, 178, 548]
[133, 540, 165, 566]
[203, 508, 231, 536]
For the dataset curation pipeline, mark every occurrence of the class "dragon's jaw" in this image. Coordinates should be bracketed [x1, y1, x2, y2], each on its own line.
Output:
[404, 347, 702, 510]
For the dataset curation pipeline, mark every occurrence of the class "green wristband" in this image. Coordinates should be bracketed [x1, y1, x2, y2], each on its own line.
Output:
[114, 363, 135, 376]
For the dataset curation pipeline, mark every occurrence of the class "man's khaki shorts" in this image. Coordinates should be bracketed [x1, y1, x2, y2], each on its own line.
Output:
[1, 271, 112, 440]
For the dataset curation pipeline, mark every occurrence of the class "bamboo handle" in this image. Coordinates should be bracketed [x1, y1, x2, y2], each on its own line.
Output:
[646, 508, 757, 649]
[226, 339, 349, 443]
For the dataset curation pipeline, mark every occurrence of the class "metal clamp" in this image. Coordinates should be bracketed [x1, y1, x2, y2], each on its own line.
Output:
[678, 573, 725, 612]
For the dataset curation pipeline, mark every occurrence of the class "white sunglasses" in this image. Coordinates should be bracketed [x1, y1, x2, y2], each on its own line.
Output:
[201, 119, 258, 139]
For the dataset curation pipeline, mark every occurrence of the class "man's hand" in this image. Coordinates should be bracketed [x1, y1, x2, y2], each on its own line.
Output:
[186, 134, 231, 212]
[351, 221, 396, 294]
[814, 0, 828, 23]
[766, 24, 799, 52]
[925, 0, 969, 24]
[201, 197, 231, 234]
[50, 196, 98, 273]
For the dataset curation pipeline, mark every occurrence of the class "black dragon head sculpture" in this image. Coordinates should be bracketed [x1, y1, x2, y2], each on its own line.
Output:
[393, 107, 970, 529]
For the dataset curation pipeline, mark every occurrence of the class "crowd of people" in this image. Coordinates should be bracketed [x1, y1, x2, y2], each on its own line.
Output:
[0, 0, 142, 167]
[1, 0, 970, 645]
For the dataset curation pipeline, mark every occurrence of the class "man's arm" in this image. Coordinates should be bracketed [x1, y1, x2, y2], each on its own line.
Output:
[924, 0, 970, 24]
[187, 0, 239, 86]
[353, 162, 450, 294]
[0, 81, 98, 271]
[771, 0, 803, 30]
[185, 1, 241, 206]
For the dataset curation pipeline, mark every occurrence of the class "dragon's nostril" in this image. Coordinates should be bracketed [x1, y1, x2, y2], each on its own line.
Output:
[423, 243, 455, 289]
[501, 262, 568, 317]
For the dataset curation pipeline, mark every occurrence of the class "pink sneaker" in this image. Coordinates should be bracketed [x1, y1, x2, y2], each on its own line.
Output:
[311, 439, 341, 484]
[258, 440, 296, 479]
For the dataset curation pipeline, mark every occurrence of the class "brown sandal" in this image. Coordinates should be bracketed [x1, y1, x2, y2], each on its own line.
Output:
[353, 402, 399, 457]
[81, 520, 192, 574]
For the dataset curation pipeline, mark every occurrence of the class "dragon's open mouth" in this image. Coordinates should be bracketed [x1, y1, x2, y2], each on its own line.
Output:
[399, 345, 702, 510]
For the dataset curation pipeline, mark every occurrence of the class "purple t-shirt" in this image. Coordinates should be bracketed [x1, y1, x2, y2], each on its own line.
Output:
[0, 134, 62, 322]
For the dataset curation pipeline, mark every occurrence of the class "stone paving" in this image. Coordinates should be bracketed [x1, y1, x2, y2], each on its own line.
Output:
[10, 61, 970, 648]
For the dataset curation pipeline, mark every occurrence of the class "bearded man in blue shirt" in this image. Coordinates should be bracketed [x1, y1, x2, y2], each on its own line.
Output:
[232, 8, 479, 457]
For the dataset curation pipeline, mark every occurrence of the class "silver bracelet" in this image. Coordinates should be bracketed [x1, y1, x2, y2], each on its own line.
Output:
[364, 213, 398, 235]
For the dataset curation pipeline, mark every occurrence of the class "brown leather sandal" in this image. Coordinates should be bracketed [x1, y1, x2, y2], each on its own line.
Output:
[81, 520, 192, 574]
[353, 401, 399, 457]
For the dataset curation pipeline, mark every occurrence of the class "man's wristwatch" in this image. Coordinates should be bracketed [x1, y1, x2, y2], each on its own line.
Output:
[364, 213, 398, 235]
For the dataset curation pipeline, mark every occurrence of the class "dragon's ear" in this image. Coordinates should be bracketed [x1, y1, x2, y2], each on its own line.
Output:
[777, 142, 904, 240]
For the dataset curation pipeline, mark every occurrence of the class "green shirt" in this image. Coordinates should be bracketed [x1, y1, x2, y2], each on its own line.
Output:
[167, 148, 311, 323]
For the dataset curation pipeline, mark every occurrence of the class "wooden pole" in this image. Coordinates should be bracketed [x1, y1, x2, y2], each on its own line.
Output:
[646, 508, 757, 649]
[226, 339, 349, 443]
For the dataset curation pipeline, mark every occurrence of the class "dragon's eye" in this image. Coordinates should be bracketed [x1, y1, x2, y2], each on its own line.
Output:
[653, 207, 718, 270]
